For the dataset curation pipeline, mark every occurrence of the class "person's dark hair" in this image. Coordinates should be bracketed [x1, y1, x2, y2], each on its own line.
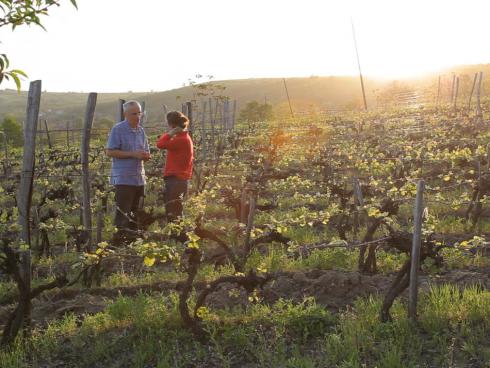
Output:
[167, 111, 189, 129]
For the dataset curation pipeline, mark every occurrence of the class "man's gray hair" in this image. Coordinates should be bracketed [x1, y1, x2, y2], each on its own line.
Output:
[123, 100, 141, 112]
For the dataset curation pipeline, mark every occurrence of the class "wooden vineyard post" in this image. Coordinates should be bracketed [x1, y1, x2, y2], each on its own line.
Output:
[162, 104, 168, 125]
[200, 100, 207, 161]
[33, 208, 40, 252]
[96, 160, 106, 245]
[232, 100, 237, 130]
[486, 143, 490, 172]
[43, 119, 52, 149]
[408, 179, 425, 321]
[450, 74, 456, 106]
[18, 80, 41, 246]
[472, 161, 483, 229]
[215, 99, 222, 132]
[17, 80, 41, 336]
[66, 121, 70, 147]
[352, 176, 364, 241]
[20, 250, 32, 334]
[186, 101, 193, 136]
[467, 73, 478, 113]
[81, 93, 98, 251]
[453, 76, 459, 112]
[140, 101, 146, 126]
[37, 119, 44, 155]
[223, 99, 229, 131]
[209, 98, 216, 159]
[240, 185, 248, 224]
[351, 20, 368, 111]
[244, 188, 257, 252]
[475, 72, 483, 122]
[283, 78, 295, 119]
[116, 99, 125, 123]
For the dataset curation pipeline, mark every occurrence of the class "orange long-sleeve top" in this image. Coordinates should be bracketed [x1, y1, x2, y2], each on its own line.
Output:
[156, 131, 193, 180]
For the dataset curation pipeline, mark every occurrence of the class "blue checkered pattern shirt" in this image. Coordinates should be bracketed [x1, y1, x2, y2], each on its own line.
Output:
[106, 120, 149, 186]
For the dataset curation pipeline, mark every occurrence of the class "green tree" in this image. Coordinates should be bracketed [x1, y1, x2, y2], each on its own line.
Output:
[239, 101, 274, 122]
[186, 74, 227, 101]
[0, 114, 23, 147]
[0, 0, 78, 91]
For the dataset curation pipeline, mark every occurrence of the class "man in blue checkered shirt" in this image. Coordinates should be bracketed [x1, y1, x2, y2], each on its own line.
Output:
[106, 100, 151, 243]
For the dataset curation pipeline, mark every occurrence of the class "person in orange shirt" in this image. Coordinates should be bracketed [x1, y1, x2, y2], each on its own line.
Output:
[156, 111, 194, 223]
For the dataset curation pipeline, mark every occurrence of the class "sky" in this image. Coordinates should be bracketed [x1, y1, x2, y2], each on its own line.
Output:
[2, 0, 490, 92]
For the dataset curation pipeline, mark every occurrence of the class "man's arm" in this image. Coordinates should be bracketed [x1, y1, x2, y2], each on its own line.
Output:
[106, 149, 150, 160]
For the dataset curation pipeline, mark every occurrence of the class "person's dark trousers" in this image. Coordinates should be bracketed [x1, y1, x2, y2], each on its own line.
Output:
[164, 176, 189, 242]
[113, 185, 144, 245]
[164, 176, 189, 222]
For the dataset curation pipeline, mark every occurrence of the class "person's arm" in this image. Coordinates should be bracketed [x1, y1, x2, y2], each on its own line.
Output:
[106, 149, 148, 159]
[105, 127, 149, 160]
[156, 127, 184, 149]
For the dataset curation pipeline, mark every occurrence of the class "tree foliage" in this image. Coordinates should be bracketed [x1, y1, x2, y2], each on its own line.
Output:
[0, 114, 23, 147]
[0, 0, 77, 29]
[0, 0, 78, 91]
[239, 101, 273, 122]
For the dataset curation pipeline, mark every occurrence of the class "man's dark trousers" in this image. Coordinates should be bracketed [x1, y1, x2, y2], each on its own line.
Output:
[114, 185, 144, 243]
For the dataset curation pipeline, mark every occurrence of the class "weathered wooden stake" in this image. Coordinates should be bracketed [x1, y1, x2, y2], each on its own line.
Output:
[140, 101, 146, 126]
[223, 99, 229, 130]
[450, 74, 456, 105]
[240, 186, 248, 224]
[283, 78, 295, 119]
[18, 80, 41, 245]
[408, 179, 425, 321]
[467, 73, 478, 112]
[351, 19, 368, 111]
[17, 80, 41, 336]
[453, 76, 459, 111]
[232, 100, 237, 130]
[186, 101, 193, 133]
[244, 191, 256, 252]
[475, 72, 483, 121]
[162, 104, 168, 125]
[21, 250, 31, 334]
[81, 93, 98, 251]
[209, 98, 216, 158]
[200, 100, 207, 161]
[37, 119, 44, 154]
[352, 177, 364, 240]
[96, 160, 106, 244]
[486, 143, 490, 172]
[43, 119, 52, 149]
[116, 99, 125, 123]
[66, 121, 70, 146]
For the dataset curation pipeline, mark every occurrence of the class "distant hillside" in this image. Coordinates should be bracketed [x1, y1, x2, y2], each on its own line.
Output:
[0, 76, 388, 128]
[1, 65, 489, 128]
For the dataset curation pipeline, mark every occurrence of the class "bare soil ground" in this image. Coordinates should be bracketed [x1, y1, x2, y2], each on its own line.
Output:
[1, 266, 488, 330]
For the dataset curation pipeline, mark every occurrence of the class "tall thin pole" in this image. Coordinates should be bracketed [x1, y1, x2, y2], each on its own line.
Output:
[467, 72, 478, 113]
[453, 76, 459, 112]
[476, 71, 483, 122]
[409, 180, 425, 320]
[351, 19, 368, 111]
[283, 78, 295, 119]
[436, 76, 441, 108]
[81, 93, 97, 251]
